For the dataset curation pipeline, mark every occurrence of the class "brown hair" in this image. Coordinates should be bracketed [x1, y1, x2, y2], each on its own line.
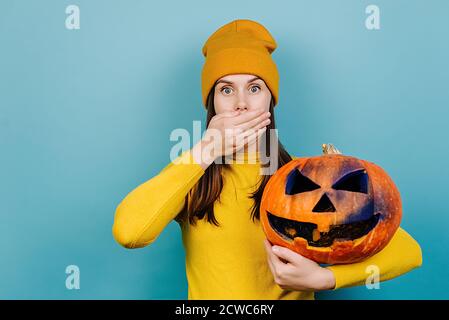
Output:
[176, 85, 292, 226]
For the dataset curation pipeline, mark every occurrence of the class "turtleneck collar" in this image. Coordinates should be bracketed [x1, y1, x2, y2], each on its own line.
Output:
[227, 150, 261, 165]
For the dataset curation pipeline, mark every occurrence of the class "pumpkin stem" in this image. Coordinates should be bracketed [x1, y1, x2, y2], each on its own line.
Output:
[322, 143, 342, 155]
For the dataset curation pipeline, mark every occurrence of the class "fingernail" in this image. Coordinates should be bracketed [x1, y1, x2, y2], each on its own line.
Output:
[272, 246, 279, 253]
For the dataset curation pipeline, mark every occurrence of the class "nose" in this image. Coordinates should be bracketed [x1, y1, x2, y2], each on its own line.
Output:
[312, 193, 336, 212]
[235, 92, 248, 112]
[235, 105, 248, 112]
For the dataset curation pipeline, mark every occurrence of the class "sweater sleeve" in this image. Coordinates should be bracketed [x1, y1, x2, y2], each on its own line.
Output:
[325, 227, 423, 290]
[112, 149, 205, 249]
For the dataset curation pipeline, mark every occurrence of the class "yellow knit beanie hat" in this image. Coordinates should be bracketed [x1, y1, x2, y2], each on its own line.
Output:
[201, 19, 280, 108]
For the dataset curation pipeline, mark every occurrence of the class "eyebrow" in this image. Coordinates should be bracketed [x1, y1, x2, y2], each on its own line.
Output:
[216, 76, 262, 85]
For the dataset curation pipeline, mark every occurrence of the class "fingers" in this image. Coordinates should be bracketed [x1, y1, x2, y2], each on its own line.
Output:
[246, 127, 267, 145]
[215, 110, 241, 119]
[264, 239, 276, 274]
[264, 240, 291, 283]
[264, 238, 273, 253]
[235, 111, 271, 132]
[264, 239, 282, 265]
[236, 125, 266, 141]
[210, 109, 270, 157]
[272, 245, 303, 265]
[233, 127, 266, 151]
[232, 109, 266, 125]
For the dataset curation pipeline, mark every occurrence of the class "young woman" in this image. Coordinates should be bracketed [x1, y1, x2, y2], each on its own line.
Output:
[112, 19, 422, 300]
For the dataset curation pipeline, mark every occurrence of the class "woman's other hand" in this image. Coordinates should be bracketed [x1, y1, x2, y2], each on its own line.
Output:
[263, 239, 336, 292]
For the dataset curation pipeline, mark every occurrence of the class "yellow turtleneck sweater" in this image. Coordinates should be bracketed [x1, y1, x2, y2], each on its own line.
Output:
[112, 149, 422, 300]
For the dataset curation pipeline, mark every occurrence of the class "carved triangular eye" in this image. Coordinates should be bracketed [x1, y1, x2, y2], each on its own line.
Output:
[312, 193, 336, 212]
[285, 168, 321, 195]
[332, 169, 368, 194]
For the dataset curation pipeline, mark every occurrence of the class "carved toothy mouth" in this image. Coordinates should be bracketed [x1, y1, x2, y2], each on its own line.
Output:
[266, 211, 380, 247]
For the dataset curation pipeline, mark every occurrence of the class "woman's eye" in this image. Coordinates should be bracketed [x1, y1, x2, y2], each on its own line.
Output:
[221, 87, 233, 95]
[250, 85, 261, 93]
[220, 85, 260, 95]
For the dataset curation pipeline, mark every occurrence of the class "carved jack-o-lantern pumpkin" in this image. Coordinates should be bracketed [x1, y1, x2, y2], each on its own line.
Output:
[260, 144, 402, 264]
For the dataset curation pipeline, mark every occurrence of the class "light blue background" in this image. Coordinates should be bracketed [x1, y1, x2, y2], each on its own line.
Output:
[1, 0, 447, 299]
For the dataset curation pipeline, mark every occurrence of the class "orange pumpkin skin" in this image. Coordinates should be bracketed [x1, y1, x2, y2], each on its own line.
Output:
[260, 146, 402, 265]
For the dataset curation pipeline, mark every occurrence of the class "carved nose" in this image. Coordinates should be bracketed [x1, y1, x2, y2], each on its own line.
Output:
[312, 193, 336, 212]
